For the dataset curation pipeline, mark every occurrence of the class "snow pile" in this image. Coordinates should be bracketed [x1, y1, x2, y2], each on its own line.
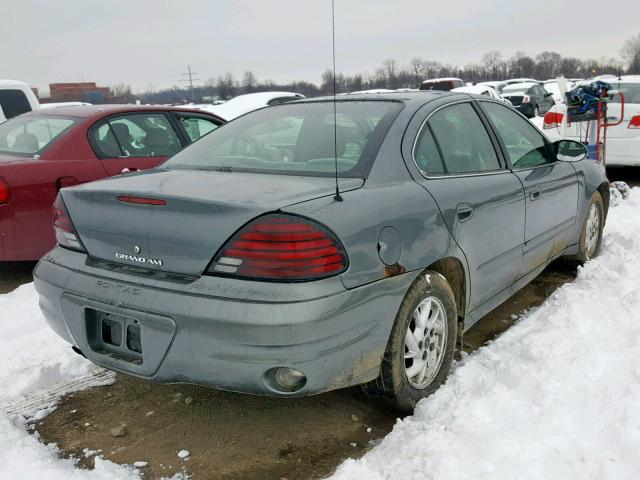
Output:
[0, 284, 138, 479]
[332, 189, 640, 479]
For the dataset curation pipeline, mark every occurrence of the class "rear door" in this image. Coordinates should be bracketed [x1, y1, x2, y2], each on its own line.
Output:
[479, 101, 579, 273]
[89, 112, 183, 176]
[411, 101, 526, 310]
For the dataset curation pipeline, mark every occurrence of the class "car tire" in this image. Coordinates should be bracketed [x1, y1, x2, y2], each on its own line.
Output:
[533, 105, 540, 117]
[564, 191, 604, 265]
[364, 271, 457, 413]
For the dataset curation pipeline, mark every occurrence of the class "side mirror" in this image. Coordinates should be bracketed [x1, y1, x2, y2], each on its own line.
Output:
[544, 92, 553, 97]
[555, 140, 587, 162]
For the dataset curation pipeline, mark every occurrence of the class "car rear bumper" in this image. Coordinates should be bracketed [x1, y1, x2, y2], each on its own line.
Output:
[513, 104, 533, 116]
[34, 247, 417, 397]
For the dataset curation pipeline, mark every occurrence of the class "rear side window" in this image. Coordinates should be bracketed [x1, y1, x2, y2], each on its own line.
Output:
[413, 125, 445, 175]
[90, 113, 182, 158]
[428, 103, 501, 174]
[0, 90, 32, 119]
[480, 102, 552, 168]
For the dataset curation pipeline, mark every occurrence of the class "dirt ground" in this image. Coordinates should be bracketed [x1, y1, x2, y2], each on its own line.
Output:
[22, 262, 575, 480]
[4, 167, 636, 480]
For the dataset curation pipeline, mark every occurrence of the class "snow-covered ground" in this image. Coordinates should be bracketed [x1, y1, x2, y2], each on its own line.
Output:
[332, 189, 640, 480]
[1, 189, 638, 479]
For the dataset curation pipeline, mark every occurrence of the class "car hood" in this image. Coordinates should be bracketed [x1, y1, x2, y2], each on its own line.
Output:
[61, 168, 363, 276]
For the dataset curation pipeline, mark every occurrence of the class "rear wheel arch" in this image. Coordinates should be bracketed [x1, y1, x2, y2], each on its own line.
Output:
[597, 181, 610, 218]
[423, 257, 467, 321]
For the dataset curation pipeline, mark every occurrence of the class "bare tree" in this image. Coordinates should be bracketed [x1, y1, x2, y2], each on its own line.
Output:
[410, 57, 428, 85]
[621, 33, 640, 73]
[242, 71, 258, 92]
[482, 51, 505, 79]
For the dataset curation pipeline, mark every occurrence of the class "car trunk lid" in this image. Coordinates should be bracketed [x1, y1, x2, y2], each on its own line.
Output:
[61, 169, 363, 276]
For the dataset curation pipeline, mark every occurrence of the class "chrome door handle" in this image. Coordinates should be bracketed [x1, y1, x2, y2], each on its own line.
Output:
[456, 203, 474, 222]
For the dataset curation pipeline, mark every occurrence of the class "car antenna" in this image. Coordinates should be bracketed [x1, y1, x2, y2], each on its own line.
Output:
[331, 0, 343, 202]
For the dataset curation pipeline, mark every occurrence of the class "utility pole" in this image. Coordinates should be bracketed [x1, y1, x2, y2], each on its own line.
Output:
[181, 65, 200, 102]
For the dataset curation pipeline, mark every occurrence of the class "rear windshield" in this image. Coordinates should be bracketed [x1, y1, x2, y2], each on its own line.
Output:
[0, 115, 78, 156]
[608, 83, 640, 104]
[502, 86, 530, 95]
[164, 101, 402, 177]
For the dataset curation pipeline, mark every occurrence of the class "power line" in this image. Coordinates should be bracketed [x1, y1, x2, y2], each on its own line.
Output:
[180, 65, 201, 101]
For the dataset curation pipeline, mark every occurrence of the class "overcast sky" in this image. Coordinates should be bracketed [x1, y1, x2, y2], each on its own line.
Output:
[2, 0, 638, 95]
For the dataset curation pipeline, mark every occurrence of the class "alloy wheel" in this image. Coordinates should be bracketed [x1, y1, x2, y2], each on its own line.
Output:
[404, 296, 447, 389]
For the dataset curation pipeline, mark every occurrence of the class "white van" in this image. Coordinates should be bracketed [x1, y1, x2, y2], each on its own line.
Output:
[0, 80, 40, 123]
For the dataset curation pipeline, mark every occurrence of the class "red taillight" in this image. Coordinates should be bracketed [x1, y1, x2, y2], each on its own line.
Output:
[0, 177, 11, 205]
[629, 115, 640, 129]
[544, 112, 565, 129]
[208, 214, 348, 281]
[53, 195, 86, 252]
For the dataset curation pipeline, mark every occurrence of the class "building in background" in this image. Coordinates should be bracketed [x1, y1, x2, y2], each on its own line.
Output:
[46, 82, 114, 104]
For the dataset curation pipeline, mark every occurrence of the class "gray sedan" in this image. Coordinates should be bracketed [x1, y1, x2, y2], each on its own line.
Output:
[34, 92, 609, 412]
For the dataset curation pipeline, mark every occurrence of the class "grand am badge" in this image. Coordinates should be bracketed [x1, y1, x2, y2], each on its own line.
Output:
[115, 252, 164, 266]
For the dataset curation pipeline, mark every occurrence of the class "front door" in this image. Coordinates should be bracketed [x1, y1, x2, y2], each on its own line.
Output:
[479, 101, 579, 274]
[412, 101, 526, 310]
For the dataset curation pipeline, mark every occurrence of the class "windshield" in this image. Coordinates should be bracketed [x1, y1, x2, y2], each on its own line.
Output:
[608, 83, 640, 104]
[0, 115, 78, 156]
[164, 100, 403, 177]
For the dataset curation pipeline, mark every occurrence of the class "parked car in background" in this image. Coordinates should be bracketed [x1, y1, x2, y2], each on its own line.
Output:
[0, 104, 224, 261]
[477, 80, 507, 92]
[542, 75, 640, 166]
[504, 78, 541, 86]
[201, 91, 305, 120]
[501, 82, 555, 117]
[35, 92, 608, 412]
[40, 101, 93, 109]
[543, 79, 575, 104]
[0, 80, 40, 123]
[452, 85, 512, 104]
[419, 78, 464, 91]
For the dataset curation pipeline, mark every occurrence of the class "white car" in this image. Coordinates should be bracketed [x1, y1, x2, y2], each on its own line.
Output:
[543, 79, 575, 105]
[541, 76, 640, 166]
[0, 80, 40, 123]
[477, 80, 507, 92]
[200, 92, 305, 121]
[451, 85, 511, 104]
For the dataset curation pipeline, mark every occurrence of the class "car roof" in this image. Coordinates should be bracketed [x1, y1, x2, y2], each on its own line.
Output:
[25, 103, 221, 119]
[452, 85, 495, 95]
[0, 79, 31, 89]
[503, 82, 537, 89]
[296, 90, 453, 108]
[421, 77, 463, 83]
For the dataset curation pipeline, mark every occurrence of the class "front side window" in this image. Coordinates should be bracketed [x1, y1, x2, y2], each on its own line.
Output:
[177, 115, 220, 142]
[164, 101, 403, 177]
[428, 103, 501, 174]
[0, 115, 77, 156]
[480, 101, 552, 168]
[90, 113, 181, 158]
[0, 90, 32, 119]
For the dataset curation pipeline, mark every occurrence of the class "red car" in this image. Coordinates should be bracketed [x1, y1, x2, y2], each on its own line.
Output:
[0, 104, 224, 261]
